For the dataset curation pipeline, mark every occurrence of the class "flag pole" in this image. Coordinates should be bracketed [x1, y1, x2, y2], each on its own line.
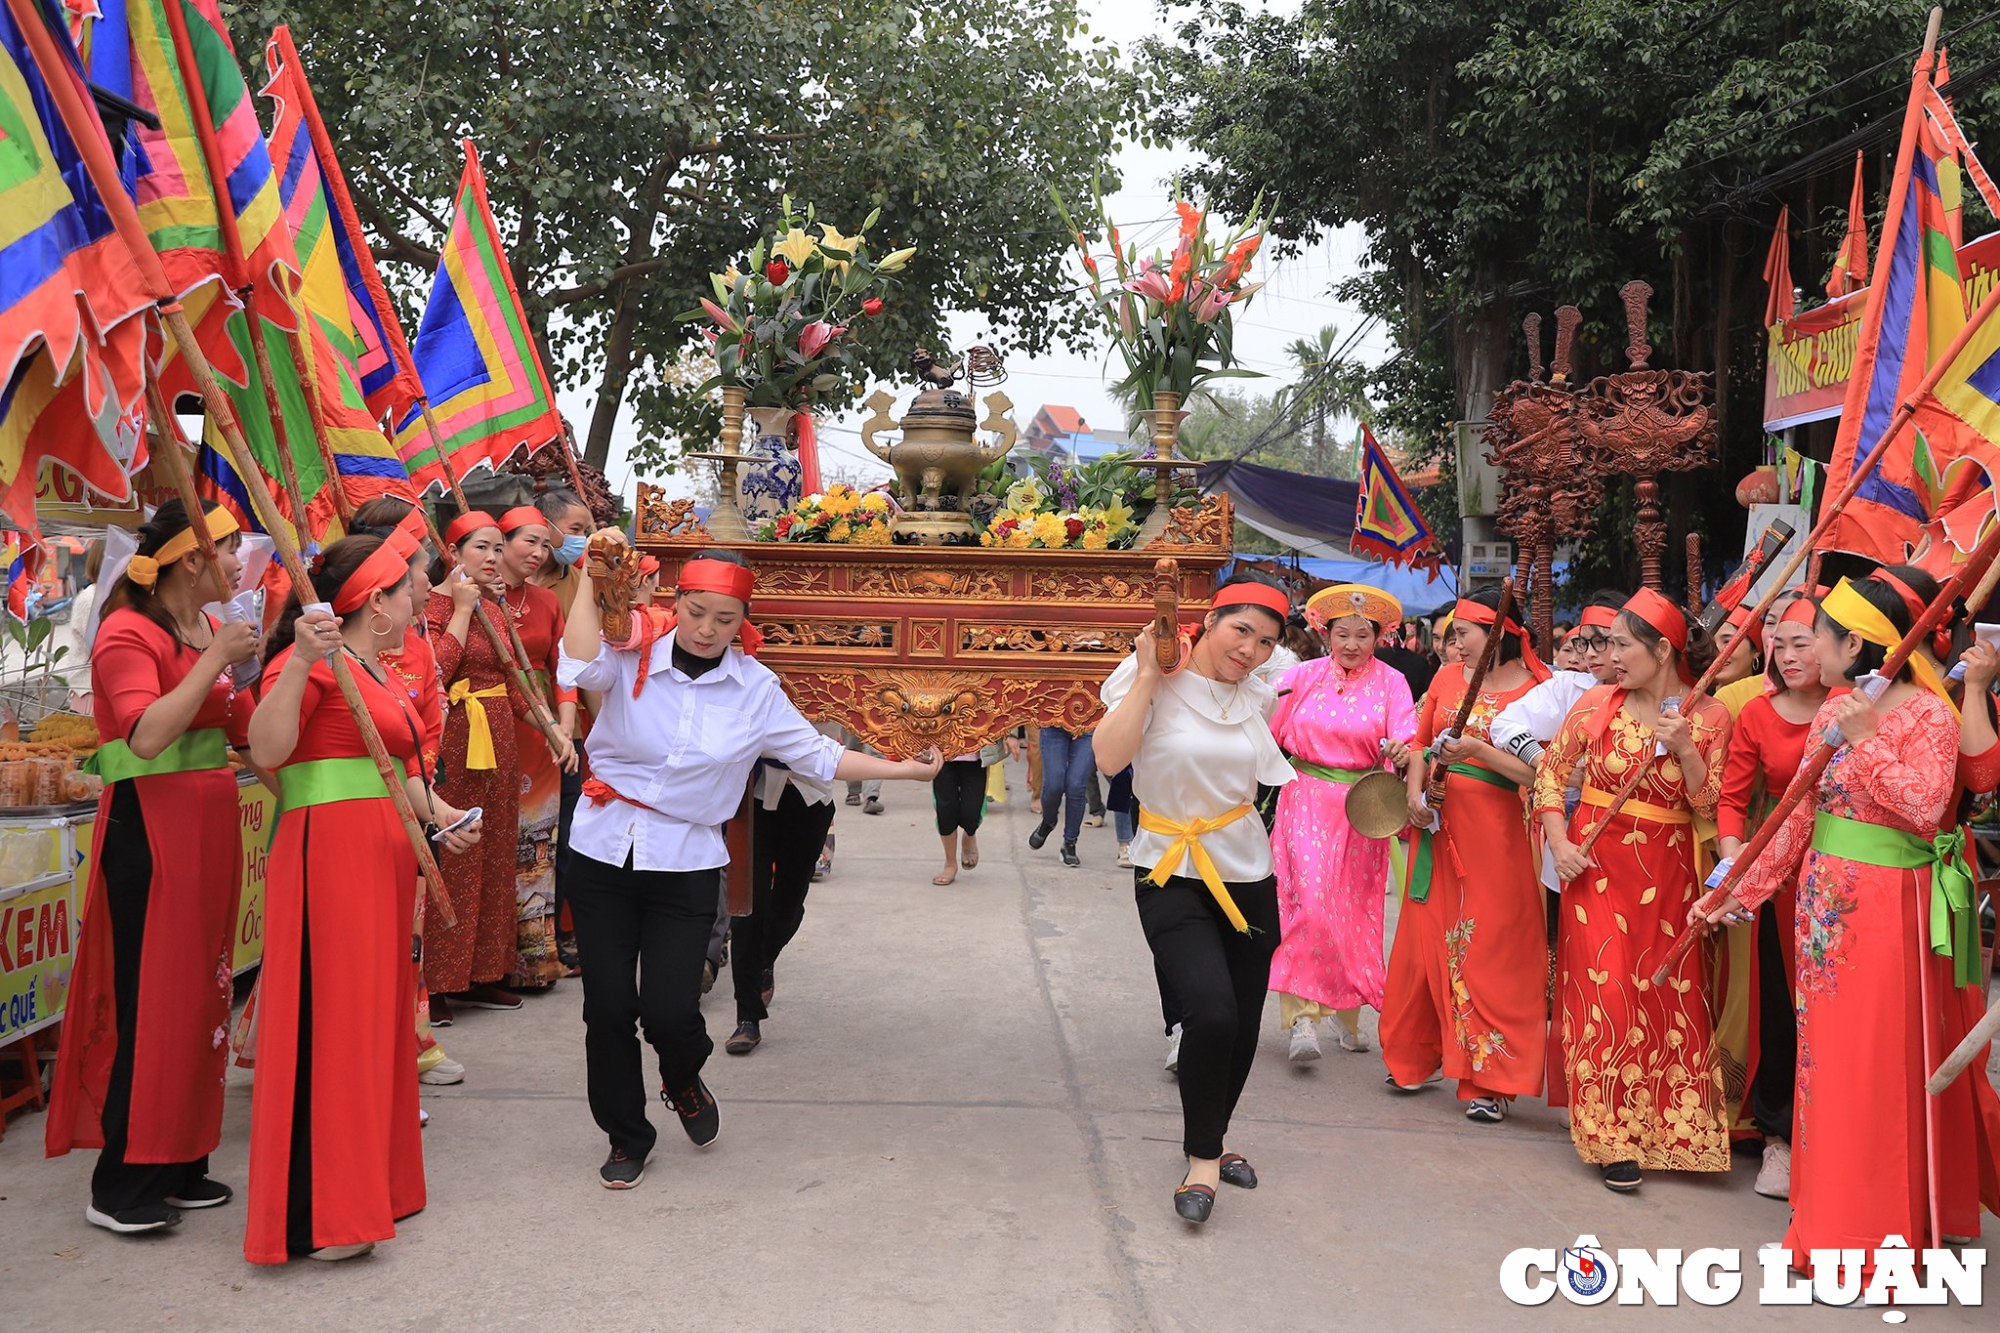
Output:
[1651, 517, 2000, 987]
[141, 381, 236, 608]
[1572, 11, 1986, 856]
[6, 0, 455, 924]
[276, 316, 357, 526]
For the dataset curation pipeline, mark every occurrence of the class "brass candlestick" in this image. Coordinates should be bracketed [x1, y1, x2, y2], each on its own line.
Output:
[684, 384, 753, 539]
[1122, 391, 1204, 545]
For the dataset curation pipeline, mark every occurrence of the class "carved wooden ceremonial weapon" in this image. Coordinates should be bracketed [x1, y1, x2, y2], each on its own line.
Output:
[1153, 557, 1183, 673]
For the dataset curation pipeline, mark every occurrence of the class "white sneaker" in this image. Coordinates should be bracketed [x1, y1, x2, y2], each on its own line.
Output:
[1754, 1139, 1791, 1199]
[1335, 1018, 1371, 1052]
[418, 1056, 465, 1086]
[309, 1242, 375, 1262]
[1466, 1097, 1505, 1123]
[1164, 1023, 1183, 1074]
[1115, 844, 1132, 868]
[1288, 1016, 1322, 1062]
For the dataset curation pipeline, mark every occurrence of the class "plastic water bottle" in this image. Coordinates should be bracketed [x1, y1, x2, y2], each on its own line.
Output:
[1654, 696, 1681, 757]
[221, 590, 265, 691]
[1703, 855, 1736, 892]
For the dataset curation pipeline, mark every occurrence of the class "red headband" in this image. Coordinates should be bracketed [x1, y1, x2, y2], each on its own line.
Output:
[446, 511, 500, 546]
[332, 541, 412, 615]
[1450, 597, 1552, 681]
[499, 505, 552, 535]
[638, 554, 660, 578]
[1211, 583, 1292, 622]
[1872, 569, 1929, 624]
[388, 509, 426, 560]
[1779, 597, 1818, 628]
[1620, 587, 1687, 649]
[678, 559, 754, 605]
[1579, 605, 1619, 631]
[1723, 602, 1764, 652]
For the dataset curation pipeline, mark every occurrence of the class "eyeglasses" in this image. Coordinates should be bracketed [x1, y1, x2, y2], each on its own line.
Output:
[1575, 633, 1613, 652]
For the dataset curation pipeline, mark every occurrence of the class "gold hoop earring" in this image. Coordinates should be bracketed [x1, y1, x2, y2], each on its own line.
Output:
[369, 611, 395, 640]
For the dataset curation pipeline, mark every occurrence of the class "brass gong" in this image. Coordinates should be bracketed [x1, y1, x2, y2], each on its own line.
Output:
[1345, 770, 1411, 840]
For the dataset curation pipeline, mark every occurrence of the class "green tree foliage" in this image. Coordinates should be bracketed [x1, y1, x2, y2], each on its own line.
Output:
[226, 0, 1134, 472]
[1144, 0, 2000, 587]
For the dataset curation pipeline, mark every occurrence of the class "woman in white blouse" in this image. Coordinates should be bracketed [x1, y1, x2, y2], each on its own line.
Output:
[559, 545, 939, 1191]
[1094, 575, 1296, 1225]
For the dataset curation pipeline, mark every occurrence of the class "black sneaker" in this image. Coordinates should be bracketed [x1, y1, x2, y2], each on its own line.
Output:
[85, 1202, 181, 1233]
[1600, 1160, 1642, 1192]
[599, 1146, 646, 1190]
[725, 1020, 761, 1055]
[1028, 821, 1055, 851]
[163, 1177, 234, 1209]
[1061, 842, 1080, 867]
[663, 1076, 720, 1148]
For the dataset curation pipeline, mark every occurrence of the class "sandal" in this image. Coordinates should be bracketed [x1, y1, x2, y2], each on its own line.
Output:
[932, 868, 958, 886]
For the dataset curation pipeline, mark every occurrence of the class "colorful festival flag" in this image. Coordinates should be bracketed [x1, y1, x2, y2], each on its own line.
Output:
[0, 0, 154, 535]
[392, 139, 564, 492]
[262, 25, 421, 423]
[1819, 59, 1984, 563]
[1827, 151, 1871, 299]
[1350, 423, 1441, 576]
[1761, 206, 1794, 328]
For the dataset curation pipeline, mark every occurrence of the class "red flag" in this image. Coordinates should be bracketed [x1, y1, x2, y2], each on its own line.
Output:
[1827, 152, 1870, 299]
[1762, 206, 1794, 327]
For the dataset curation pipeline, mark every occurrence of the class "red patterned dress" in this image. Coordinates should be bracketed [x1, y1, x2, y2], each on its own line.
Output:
[1738, 691, 2000, 1270]
[500, 580, 568, 988]
[422, 590, 520, 993]
[1380, 662, 1547, 1101]
[1536, 684, 1733, 1173]
[46, 610, 252, 1195]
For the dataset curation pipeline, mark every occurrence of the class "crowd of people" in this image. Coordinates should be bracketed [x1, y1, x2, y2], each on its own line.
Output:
[1127, 562, 2000, 1279]
[30, 495, 2000, 1283]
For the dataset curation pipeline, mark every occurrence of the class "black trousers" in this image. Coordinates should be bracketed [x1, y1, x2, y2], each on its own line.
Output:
[566, 850, 720, 1158]
[1134, 870, 1279, 1160]
[93, 781, 207, 1213]
[1749, 899, 1798, 1141]
[733, 787, 838, 1022]
[931, 760, 986, 837]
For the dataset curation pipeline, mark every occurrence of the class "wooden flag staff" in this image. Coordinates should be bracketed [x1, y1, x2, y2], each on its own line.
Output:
[1423, 577, 1515, 816]
[1650, 519, 2000, 988]
[6, 0, 454, 924]
[1572, 10, 1968, 850]
[140, 381, 236, 609]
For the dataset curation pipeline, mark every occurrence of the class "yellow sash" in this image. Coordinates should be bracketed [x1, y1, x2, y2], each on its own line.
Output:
[447, 681, 509, 769]
[1579, 784, 1691, 826]
[1139, 804, 1256, 933]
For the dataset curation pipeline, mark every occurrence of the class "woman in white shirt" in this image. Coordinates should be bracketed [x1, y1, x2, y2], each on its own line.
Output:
[1094, 575, 1296, 1225]
[559, 545, 939, 1190]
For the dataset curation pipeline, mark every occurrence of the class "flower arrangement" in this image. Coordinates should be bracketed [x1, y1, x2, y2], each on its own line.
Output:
[977, 466, 1140, 550]
[758, 484, 896, 544]
[682, 198, 914, 409]
[1053, 184, 1267, 408]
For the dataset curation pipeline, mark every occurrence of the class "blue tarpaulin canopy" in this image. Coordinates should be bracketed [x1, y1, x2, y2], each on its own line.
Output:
[1196, 459, 1361, 558]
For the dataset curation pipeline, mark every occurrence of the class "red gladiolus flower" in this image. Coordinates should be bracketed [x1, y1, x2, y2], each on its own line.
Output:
[766, 260, 790, 284]
[862, 297, 885, 316]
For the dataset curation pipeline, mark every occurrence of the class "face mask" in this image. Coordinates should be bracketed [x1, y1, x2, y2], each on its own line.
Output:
[553, 533, 588, 567]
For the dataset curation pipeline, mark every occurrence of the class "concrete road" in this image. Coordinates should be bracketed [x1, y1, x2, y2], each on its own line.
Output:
[2, 757, 1993, 1330]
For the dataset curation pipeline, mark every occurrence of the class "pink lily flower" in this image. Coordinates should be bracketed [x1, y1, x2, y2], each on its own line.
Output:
[1125, 261, 1173, 303]
[1193, 285, 1236, 323]
[700, 298, 740, 333]
[798, 320, 847, 358]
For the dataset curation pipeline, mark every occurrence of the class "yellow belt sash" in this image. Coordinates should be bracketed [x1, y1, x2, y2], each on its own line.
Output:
[448, 681, 509, 769]
[1139, 804, 1256, 933]
[1579, 784, 1690, 826]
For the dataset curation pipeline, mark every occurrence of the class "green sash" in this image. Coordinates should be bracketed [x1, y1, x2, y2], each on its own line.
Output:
[82, 728, 229, 783]
[1810, 810, 1981, 988]
[277, 756, 408, 814]
[1408, 763, 1519, 904]
[1287, 756, 1371, 785]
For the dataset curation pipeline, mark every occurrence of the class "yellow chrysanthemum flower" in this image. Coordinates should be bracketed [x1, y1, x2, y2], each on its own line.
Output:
[828, 520, 853, 543]
[1081, 529, 1108, 550]
[854, 522, 893, 545]
[860, 492, 891, 513]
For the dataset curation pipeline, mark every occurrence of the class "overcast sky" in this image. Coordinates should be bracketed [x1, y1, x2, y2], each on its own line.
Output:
[575, 0, 1391, 501]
